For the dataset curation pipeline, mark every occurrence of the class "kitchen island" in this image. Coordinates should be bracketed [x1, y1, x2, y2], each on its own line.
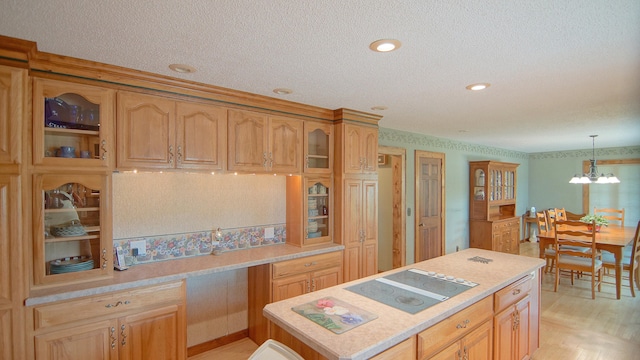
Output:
[264, 248, 545, 360]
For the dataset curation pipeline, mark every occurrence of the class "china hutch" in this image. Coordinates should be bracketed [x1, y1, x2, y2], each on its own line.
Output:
[469, 161, 520, 254]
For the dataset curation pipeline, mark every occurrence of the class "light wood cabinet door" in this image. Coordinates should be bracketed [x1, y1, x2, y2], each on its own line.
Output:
[119, 304, 185, 360]
[0, 175, 23, 360]
[494, 296, 531, 360]
[117, 91, 175, 169]
[304, 121, 333, 174]
[35, 319, 119, 360]
[342, 178, 378, 282]
[273, 273, 309, 302]
[227, 109, 268, 172]
[370, 336, 416, 360]
[0, 66, 25, 165]
[311, 266, 342, 292]
[175, 102, 226, 171]
[269, 115, 302, 173]
[33, 78, 115, 168]
[342, 124, 378, 174]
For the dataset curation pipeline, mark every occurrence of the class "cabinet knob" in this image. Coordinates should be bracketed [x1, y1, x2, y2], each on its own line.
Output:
[169, 145, 174, 165]
[101, 249, 108, 269]
[177, 145, 182, 164]
[121, 324, 127, 346]
[101, 139, 107, 161]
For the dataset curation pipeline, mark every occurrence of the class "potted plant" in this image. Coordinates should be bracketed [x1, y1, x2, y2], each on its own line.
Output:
[580, 214, 609, 232]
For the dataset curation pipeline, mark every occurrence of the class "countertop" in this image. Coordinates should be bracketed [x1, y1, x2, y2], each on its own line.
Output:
[263, 248, 545, 360]
[26, 243, 344, 306]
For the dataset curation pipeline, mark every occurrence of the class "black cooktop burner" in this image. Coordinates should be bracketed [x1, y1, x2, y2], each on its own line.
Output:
[345, 269, 478, 314]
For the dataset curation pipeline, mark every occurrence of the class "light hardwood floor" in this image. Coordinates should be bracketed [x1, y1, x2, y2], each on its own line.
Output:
[189, 242, 640, 360]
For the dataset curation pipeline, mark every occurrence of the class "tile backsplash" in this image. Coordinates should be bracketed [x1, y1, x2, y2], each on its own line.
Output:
[114, 224, 286, 266]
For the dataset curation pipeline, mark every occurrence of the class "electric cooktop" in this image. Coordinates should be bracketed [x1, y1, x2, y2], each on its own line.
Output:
[345, 269, 478, 314]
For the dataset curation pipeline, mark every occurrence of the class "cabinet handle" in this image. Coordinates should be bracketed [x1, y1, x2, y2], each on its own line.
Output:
[105, 300, 131, 308]
[269, 152, 273, 169]
[306, 280, 311, 293]
[177, 145, 182, 164]
[457, 349, 462, 360]
[101, 140, 107, 161]
[169, 145, 174, 165]
[305, 154, 309, 169]
[110, 327, 116, 349]
[120, 324, 127, 346]
[304, 261, 317, 267]
[513, 309, 520, 331]
[101, 249, 108, 269]
[263, 152, 268, 168]
[462, 346, 468, 360]
[512, 288, 521, 295]
[456, 319, 470, 329]
[311, 279, 316, 292]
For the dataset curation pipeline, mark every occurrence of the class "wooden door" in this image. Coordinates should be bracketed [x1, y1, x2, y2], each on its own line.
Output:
[464, 320, 492, 360]
[272, 273, 309, 301]
[269, 116, 302, 173]
[175, 102, 226, 171]
[343, 124, 364, 174]
[0, 66, 24, 165]
[117, 92, 175, 169]
[343, 178, 363, 282]
[227, 109, 268, 172]
[515, 296, 531, 360]
[363, 180, 378, 277]
[119, 304, 185, 360]
[415, 152, 444, 261]
[303, 121, 332, 173]
[494, 306, 515, 360]
[35, 319, 118, 360]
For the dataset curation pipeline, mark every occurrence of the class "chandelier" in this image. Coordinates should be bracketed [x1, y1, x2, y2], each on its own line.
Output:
[569, 135, 620, 184]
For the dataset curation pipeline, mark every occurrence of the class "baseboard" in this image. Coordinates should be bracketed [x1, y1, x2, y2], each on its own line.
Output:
[187, 329, 250, 357]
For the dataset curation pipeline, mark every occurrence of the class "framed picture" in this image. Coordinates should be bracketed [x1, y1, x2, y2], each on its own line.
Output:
[377, 154, 387, 165]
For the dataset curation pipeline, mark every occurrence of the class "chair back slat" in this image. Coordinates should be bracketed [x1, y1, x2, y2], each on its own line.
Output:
[594, 207, 625, 227]
[555, 220, 597, 264]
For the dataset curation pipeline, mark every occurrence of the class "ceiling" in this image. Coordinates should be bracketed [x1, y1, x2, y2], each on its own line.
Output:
[1, 0, 639, 153]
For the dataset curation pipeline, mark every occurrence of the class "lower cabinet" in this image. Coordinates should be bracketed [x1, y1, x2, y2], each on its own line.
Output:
[470, 218, 520, 255]
[417, 296, 493, 360]
[493, 275, 533, 360]
[30, 281, 186, 360]
[370, 336, 417, 360]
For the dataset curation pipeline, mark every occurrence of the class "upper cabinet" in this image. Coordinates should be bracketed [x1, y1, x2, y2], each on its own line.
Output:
[227, 109, 303, 174]
[33, 78, 115, 169]
[340, 123, 378, 174]
[116, 91, 227, 171]
[0, 65, 26, 165]
[469, 161, 518, 221]
[304, 121, 333, 174]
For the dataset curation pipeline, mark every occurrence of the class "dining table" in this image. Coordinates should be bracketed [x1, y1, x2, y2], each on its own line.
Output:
[537, 224, 636, 299]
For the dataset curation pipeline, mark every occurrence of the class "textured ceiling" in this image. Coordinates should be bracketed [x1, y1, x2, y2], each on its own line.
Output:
[1, 0, 639, 153]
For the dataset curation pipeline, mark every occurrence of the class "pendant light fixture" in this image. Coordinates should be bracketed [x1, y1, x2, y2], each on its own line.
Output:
[569, 135, 620, 184]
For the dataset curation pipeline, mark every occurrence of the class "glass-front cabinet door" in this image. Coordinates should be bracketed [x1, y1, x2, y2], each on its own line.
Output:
[304, 121, 333, 174]
[304, 177, 331, 246]
[33, 78, 115, 168]
[33, 173, 112, 286]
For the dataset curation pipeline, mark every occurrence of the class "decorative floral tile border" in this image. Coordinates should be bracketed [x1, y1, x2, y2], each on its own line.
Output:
[114, 224, 286, 266]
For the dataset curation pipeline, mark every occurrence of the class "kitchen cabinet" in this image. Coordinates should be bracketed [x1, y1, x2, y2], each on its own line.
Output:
[304, 121, 333, 174]
[31, 281, 186, 360]
[247, 251, 342, 350]
[227, 109, 303, 173]
[33, 78, 115, 169]
[339, 123, 378, 174]
[469, 161, 519, 254]
[370, 336, 416, 360]
[417, 296, 493, 360]
[339, 178, 378, 282]
[0, 65, 26, 165]
[32, 173, 112, 287]
[286, 176, 332, 247]
[117, 91, 227, 171]
[494, 275, 533, 360]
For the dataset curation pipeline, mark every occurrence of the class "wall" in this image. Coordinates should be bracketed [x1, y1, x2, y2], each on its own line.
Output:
[528, 146, 640, 223]
[378, 128, 529, 262]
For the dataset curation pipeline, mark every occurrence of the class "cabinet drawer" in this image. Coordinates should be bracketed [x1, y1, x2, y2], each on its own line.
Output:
[417, 296, 493, 359]
[494, 274, 533, 313]
[272, 251, 342, 279]
[33, 281, 184, 330]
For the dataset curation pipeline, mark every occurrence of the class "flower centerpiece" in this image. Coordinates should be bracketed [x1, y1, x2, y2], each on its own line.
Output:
[580, 214, 609, 232]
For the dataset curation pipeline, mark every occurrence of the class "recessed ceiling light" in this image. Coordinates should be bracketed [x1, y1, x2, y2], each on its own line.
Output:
[273, 88, 293, 95]
[369, 39, 401, 52]
[465, 83, 490, 91]
[371, 106, 388, 111]
[169, 64, 196, 74]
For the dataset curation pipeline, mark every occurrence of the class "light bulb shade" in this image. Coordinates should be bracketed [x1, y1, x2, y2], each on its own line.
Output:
[608, 174, 620, 183]
[569, 175, 581, 184]
[595, 175, 609, 184]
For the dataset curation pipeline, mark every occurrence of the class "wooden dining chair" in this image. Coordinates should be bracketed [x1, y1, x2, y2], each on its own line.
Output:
[554, 220, 603, 299]
[594, 207, 625, 227]
[536, 212, 555, 273]
[545, 209, 557, 229]
[601, 220, 640, 297]
[554, 208, 567, 221]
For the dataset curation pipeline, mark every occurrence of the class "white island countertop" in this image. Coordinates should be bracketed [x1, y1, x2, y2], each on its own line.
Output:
[264, 248, 545, 360]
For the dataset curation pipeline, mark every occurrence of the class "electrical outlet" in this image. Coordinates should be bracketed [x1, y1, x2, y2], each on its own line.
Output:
[130, 240, 147, 256]
[264, 227, 275, 239]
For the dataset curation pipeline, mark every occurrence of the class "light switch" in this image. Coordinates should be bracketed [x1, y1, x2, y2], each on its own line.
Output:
[130, 240, 147, 256]
[264, 227, 275, 239]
